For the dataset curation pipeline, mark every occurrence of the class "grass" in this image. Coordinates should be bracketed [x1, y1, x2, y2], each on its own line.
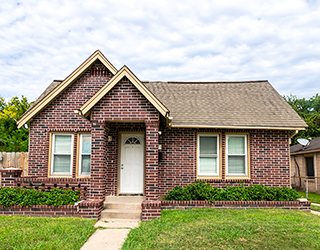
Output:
[298, 191, 320, 204]
[123, 209, 320, 250]
[311, 205, 320, 212]
[0, 216, 97, 250]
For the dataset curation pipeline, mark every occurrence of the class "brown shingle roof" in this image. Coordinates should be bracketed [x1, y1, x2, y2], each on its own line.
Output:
[291, 137, 320, 155]
[143, 80, 307, 129]
[23, 78, 306, 130]
[27, 80, 63, 111]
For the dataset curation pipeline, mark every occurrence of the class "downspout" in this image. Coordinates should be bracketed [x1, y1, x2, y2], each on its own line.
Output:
[165, 112, 173, 128]
[289, 130, 299, 144]
[294, 157, 301, 188]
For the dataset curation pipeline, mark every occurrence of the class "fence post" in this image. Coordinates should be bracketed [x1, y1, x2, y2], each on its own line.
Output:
[306, 176, 308, 200]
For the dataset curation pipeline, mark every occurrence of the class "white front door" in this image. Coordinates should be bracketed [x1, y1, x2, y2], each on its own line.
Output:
[120, 133, 144, 194]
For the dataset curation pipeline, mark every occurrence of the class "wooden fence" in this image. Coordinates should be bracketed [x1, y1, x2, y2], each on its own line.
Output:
[0, 152, 28, 177]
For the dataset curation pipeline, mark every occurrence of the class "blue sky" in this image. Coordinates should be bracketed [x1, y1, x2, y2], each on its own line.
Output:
[1, 0, 320, 102]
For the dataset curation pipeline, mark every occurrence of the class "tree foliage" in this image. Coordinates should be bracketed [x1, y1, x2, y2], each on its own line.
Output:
[0, 96, 33, 152]
[284, 94, 320, 145]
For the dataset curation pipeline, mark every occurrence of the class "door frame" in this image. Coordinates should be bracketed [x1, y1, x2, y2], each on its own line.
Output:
[117, 131, 145, 195]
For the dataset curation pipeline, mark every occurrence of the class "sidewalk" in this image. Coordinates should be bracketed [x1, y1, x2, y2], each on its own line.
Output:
[80, 219, 140, 250]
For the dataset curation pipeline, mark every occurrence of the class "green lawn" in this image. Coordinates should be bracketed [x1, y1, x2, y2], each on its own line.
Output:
[298, 191, 320, 204]
[311, 205, 320, 212]
[0, 216, 96, 250]
[123, 209, 320, 250]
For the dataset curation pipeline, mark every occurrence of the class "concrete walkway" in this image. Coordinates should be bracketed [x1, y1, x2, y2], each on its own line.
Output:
[80, 219, 140, 250]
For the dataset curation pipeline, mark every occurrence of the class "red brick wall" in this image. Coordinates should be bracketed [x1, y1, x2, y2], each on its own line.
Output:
[0, 200, 103, 220]
[141, 200, 310, 221]
[158, 128, 290, 197]
[90, 80, 160, 199]
[28, 61, 113, 178]
[90, 79, 159, 123]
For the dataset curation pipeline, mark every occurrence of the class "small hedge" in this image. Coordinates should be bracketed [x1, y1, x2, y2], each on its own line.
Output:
[164, 181, 300, 202]
[0, 188, 80, 207]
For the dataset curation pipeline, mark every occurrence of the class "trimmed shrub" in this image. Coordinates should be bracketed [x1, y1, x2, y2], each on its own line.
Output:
[0, 188, 80, 207]
[164, 181, 299, 202]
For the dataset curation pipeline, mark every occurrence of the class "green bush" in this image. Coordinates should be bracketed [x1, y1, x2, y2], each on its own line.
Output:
[164, 181, 299, 202]
[0, 188, 80, 207]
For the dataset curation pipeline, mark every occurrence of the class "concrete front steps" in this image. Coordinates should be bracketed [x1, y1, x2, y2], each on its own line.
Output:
[101, 196, 145, 220]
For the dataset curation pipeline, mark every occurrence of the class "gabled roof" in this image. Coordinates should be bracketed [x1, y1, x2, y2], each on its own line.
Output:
[291, 137, 320, 155]
[17, 50, 307, 130]
[17, 50, 117, 128]
[143, 81, 307, 130]
[79, 65, 169, 118]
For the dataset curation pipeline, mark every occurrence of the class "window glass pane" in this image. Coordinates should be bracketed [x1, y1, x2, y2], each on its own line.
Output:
[200, 136, 217, 155]
[81, 155, 91, 174]
[199, 157, 217, 174]
[53, 155, 71, 173]
[82, 135, 91, 154]
[228, 136, 245, 154]
[228, 156, 245, 174]
[54, 135, 72, 154]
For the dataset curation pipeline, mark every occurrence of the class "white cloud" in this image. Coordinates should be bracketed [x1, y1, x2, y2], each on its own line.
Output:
[0, 0, 319, 102]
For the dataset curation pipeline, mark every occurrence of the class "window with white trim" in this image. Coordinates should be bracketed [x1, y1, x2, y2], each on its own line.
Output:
[198, 134, 219, 176]
[226, 135, 248, 176]
[79, 134, 91, 176]
[51, 134, 73, 175]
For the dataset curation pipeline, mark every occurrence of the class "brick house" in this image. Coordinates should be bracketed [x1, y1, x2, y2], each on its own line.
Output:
[11, 50, 306, 219]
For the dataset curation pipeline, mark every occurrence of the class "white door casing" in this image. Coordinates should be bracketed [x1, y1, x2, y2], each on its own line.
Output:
[120, 133, 144, 194]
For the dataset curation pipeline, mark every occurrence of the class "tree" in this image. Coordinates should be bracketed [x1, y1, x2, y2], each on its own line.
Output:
[284, 94, 320, 145]
[0, 96, 33, 152]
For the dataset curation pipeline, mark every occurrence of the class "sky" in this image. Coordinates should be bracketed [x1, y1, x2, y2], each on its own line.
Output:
[1, 0, 320, 102]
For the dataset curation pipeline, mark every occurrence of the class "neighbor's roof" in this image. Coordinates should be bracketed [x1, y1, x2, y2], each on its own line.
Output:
[291, 137, 320, 155]
[143, 81, 307, 130]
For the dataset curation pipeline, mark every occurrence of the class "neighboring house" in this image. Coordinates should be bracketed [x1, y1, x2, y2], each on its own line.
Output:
[291, 137, 320, 193]
[15, 50, 306, 204]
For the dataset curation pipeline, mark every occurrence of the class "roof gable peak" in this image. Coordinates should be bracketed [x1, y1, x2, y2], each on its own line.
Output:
[79, 65, 169, 118]
[17, 50, 117, 128]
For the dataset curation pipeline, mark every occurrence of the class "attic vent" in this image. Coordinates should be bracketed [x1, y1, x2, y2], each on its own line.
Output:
[90, 67, 109, 76]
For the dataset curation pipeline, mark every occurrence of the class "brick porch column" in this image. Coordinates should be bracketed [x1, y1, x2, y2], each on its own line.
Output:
[145, 120, 159, 200]
[89, 122, 106, 199]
